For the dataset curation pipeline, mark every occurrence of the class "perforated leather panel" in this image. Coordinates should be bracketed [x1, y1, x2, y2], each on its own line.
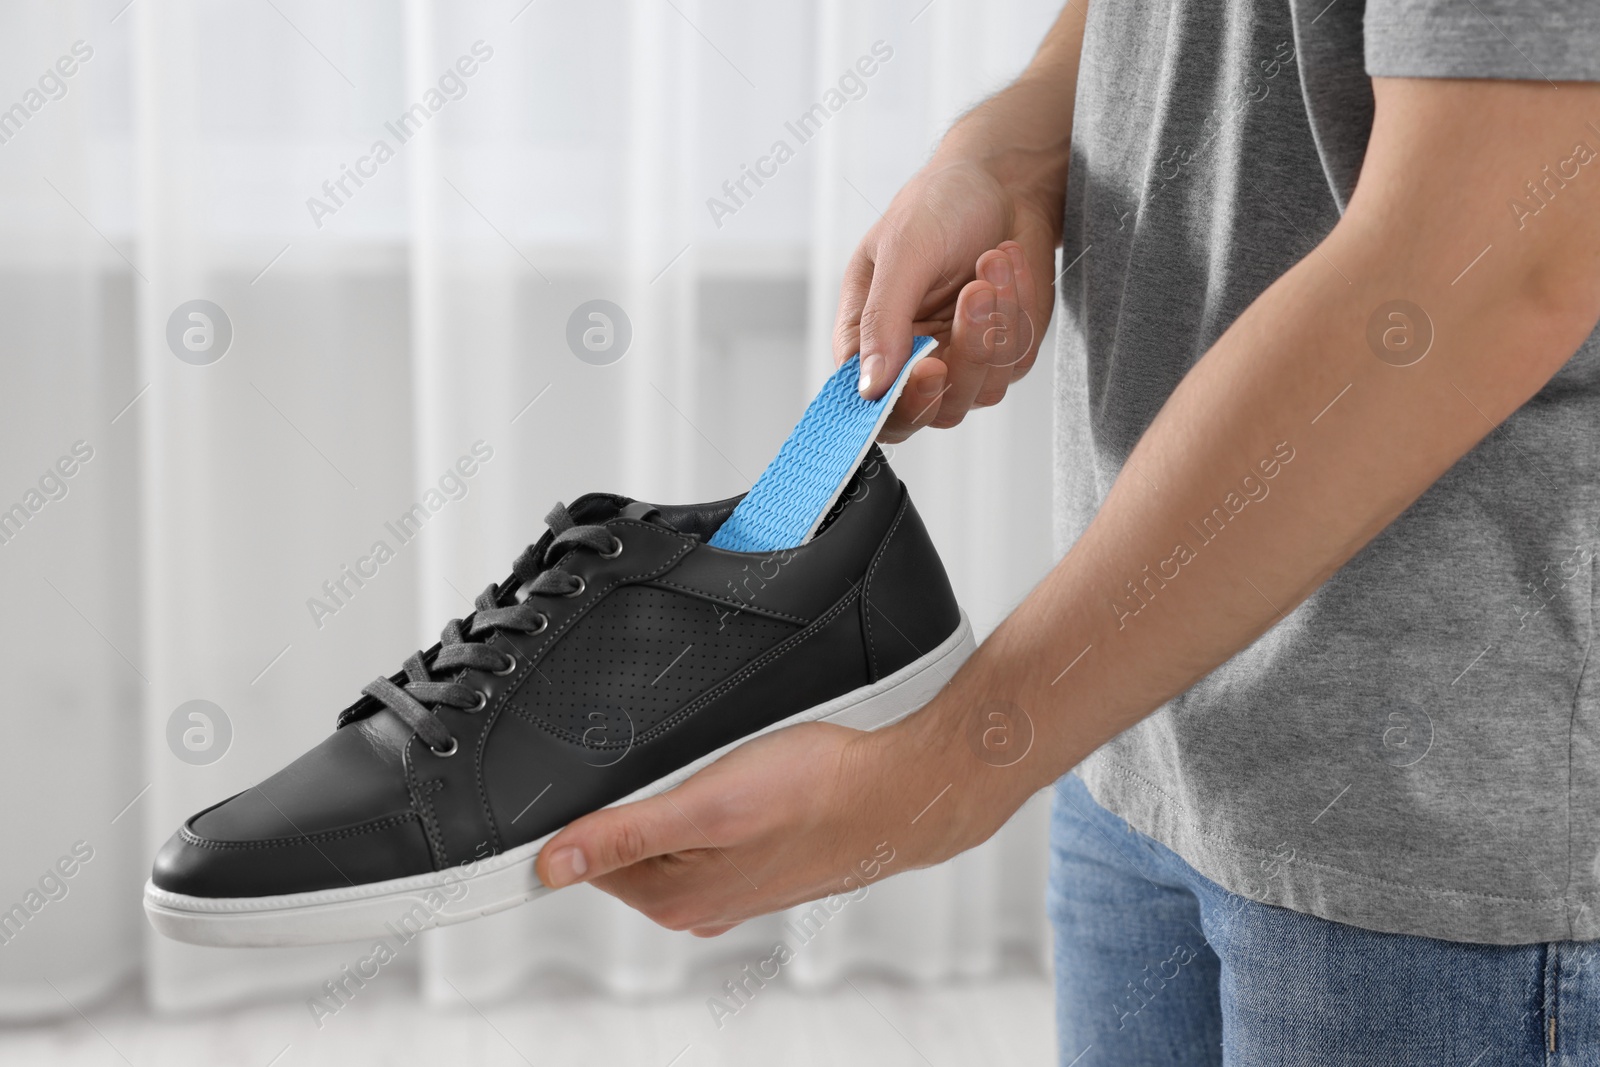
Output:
[507, 585, 800, 744]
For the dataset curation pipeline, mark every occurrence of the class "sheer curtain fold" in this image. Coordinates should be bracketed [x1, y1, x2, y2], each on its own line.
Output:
[0, 0, 1062, 1019]
[0, 2, 142, 1023]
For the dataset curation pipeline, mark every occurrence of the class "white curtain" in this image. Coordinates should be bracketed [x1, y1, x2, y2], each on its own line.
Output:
[0, 0, 1062, 1021]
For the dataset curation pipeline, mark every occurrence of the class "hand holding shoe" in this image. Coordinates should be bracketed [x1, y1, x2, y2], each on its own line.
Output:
[534, 718, 988, 937]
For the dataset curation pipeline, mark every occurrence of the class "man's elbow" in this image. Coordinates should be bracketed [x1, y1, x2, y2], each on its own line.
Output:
[1507, 249, 1600, 381]
[1521, 249, 1600, 342]
[1357, 78, 1600, 382]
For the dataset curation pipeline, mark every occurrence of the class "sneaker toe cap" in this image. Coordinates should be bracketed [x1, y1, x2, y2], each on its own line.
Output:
[150, 721, 435, 898]
[151, 800, 433, 898]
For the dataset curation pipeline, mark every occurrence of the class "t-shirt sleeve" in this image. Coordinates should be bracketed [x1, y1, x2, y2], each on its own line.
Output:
[1365, 0, 1600, 81]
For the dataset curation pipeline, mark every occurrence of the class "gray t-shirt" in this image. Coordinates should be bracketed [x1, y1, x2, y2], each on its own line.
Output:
[1059, 0, 1600, 945]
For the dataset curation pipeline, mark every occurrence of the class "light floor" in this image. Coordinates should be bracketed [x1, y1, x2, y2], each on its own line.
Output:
[0, 973, 1056, 1067]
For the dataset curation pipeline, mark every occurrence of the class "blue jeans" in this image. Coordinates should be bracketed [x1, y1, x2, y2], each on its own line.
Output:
[1049, 774, 1600, 1066]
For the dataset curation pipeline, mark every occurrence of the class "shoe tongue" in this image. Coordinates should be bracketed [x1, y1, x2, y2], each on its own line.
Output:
[566, 493, 674, 531]
[616, 500, 667, 525]
[564, 494, 682, 536]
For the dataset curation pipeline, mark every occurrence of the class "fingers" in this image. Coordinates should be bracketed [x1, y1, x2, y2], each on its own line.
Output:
[536, 792, 706, 890]
[876, 279, 981, 438]
[832, 248, 876, 368]
[878, 356, 949, 443]
[890, 245, 1025, 434]
[937, 254, 1012, 428]
[855, 243, 943, 400]
[560, 799, 761, 932]
[970, 242, 1029, 409]
[531, 723, 889, 934]
[981, 245, 1022, 369]
[690, 922, 741, 938]
[994, 239, 1043, 383]
[876, 239, 1042, 436]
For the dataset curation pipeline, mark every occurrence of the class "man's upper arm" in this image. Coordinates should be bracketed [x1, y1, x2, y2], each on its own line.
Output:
[1352, 1, 1600, 348]
[1350, 77, 1600, 349]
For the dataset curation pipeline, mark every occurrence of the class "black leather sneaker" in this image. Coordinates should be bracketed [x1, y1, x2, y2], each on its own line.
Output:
[144, 448, 972, 946]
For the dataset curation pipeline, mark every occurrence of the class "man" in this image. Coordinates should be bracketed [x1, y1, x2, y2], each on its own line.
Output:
[536, 0, 1600, 1060]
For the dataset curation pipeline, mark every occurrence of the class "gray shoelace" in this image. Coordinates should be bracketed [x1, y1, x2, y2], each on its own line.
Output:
[361, 502, 618, 753]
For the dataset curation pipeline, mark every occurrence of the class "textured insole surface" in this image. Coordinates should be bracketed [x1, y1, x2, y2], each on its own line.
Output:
[708, 337, 938, 553]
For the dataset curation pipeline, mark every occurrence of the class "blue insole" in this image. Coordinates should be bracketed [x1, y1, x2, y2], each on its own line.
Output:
[708, 336, 938, 553]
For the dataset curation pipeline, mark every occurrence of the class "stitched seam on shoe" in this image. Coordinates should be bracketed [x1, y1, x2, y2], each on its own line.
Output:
[500, 524, 696, 681]
[859, 489, 910, 683]
[641, 586, 861, 741]
[445, 707, 505, 859]
[514, 583, 861, 749]
[178, 812, 419, 851]
[424, 779, 453, 866]
[473, 528, 695, 841]
[640, 579, 810, 624]
[407, 752, 450, 869]
[527, 531, 696, 658]
[336, 523, 692, 736]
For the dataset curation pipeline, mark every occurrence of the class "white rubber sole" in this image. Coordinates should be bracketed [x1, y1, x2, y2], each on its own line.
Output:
[143, 613, 975, 948]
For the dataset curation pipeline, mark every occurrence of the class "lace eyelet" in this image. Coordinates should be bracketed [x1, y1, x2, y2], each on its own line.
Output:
[563, 576, 587, 599]
[600, 535, 624, 559]
[465, 690, 488, 712]
[492, 654, 518, 676]
[430, 737, 459, 757]
[530, 612, 549, 634]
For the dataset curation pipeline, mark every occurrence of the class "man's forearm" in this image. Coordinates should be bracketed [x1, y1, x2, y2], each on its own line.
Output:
[933, 1, 1087, 225]
[879, 77, 1600, 852]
